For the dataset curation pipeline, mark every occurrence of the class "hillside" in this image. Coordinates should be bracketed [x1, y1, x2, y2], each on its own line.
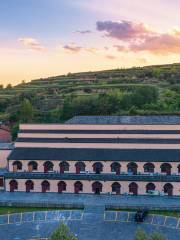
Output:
[0, 63, 180, 131]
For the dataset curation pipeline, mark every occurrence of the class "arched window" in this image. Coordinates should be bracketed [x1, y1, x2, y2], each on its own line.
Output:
[28, 161, 38, 172]
[25, 180, 34, 192]
[146, 183, 156, 193]
[112, 182, 121, 195]
[9, 180, 18, 192]
[12, 161, 22, 172]
[129, 182, 138, 195]
[93, 162, 103, 174]
[41, 180, 50, 193]
[43, 161, 54, 173]
[74, 181, 83, 194]
[144, 163, 155, 173]
[59, 162, 69, 174]
[127, 162, 138, 175]
[111, 162, 121, 175]
[164, 183, 173, 196]
[92, 181, 103, 194]
[58, 181, 66, 193]
[160, 163, 172, 175]
[75, 162, 86, 174]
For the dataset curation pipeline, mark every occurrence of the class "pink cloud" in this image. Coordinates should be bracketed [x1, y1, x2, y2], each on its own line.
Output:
[18, 38, 45, 51]
[96, 20, 151, 40]
[97, 20, 180, 55]
[63, 43, 82, 53]
[105, 55, 117, 60]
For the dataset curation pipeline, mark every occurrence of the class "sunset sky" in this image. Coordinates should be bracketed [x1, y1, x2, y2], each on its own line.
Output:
[1, 0, 180, 86]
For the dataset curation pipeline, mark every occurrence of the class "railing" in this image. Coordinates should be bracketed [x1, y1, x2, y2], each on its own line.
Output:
[5, 172, 180, 182]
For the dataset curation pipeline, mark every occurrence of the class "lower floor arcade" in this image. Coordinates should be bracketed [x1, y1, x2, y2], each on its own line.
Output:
[6, 179, 177, 196]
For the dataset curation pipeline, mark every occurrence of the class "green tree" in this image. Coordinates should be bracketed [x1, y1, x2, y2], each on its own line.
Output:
[50, 223, 78, 240]
[135, 228, 148, 240]
[150, 232, 166, 240]
[19, 98, 34, 123]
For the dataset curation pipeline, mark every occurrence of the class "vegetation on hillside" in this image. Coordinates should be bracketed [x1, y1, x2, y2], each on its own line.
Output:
[0, 63, 180, 138]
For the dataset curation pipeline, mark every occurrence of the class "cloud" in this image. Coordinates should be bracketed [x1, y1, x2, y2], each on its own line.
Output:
[114, 45, 128, 52]
[18, 38, 45, 51]
[97, 20, 180, 55]
[74, 30, 92, 34]
[105, 55, 117, 60]
[129, 34, 180, 54]
[63, 43, 82, 53]
[96, 20, 152, 40]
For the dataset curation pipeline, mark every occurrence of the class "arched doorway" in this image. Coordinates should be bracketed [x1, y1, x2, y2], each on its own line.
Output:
[112, 182, 121, 194]
[146, 183, 156, 193]
[144, 163, 155, 173]
[111, 162, 121, 175]
[59, 161, 69, 174]
[12, 161, 22, 172]
[41, 180, 50, 193]
[164, 183, 173, 196]
[161, 163, 172, 175]
[74, 181, 83, 194]
[9, 180, 18, 192]
[43, 161, 54, 173]
[129, 182, 138, 195]
[93, 162, 103, 174]
[28, 161, 38, 172]
[127, 162, 138, 175]
[25, 180, 34, 192]
[92, 181, 103, 194]
[58, 181, 66, 193]
[75, 162, 86, 174]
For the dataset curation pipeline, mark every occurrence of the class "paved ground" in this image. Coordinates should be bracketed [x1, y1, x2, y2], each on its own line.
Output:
[0, 192, 180, 239]
[0, 208, 180, 240]
[1, 192, 180, 210]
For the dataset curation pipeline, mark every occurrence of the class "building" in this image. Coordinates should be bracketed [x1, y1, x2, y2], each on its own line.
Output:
[0, 143, 13, 191]
[0, 123, 12, 143]
[5, 117, 180, 196]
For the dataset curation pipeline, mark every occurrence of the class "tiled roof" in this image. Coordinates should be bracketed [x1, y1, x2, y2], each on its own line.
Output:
[8, 147, 180, 162]
[66, 116, 180, 125]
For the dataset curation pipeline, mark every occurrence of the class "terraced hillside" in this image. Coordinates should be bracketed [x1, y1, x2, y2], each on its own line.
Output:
[0, 63, 180, 131]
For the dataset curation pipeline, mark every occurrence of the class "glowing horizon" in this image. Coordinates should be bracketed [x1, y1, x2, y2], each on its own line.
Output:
[1, 0, 180, 86]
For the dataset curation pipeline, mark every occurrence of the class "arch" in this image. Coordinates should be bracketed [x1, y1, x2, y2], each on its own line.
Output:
[9, 180, 18, 192]
[93, 162, 103, 174]
[28, 161, 38, 172]
[59, 161, 69, 174]
[178, 164, 180, 173]
[75, 162, 86, 174]
[92, 181, 103, 194]
[41, 180, 50, 193]
[160, 163, 172, 175]
[129, 182, 138, 195]
[146, 183, 156, 193]
[112, 182, 121, 195]
[12, 161, 22, 172]
[58, 181, 66, 193]
[164, 183, 173, 196]
[74, 181, 83, 194]
[25, 180, 34, 192]
[127, 162, 138, 175]
[43, 161, 54, 173]
[111, 162, 121, 175]
[144, 163, 155, 173]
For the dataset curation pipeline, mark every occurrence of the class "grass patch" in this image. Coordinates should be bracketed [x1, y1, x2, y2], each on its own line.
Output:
[0, 206, 82, 215]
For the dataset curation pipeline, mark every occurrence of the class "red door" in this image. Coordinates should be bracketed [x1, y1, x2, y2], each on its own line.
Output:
[76, 166, 80, 174]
